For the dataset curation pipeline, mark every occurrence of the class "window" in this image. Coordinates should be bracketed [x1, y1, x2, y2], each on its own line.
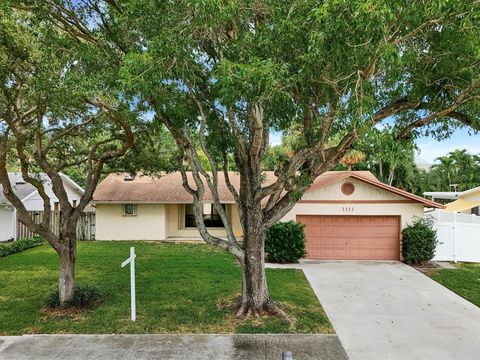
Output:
[123, 204, 137, 216]
[184, 204, 226, 228]
[472, 206, 479, 216]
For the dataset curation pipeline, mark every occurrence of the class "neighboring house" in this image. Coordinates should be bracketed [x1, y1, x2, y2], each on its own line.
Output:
[93, 171, 442, 260]
[424, 187, 480, 215]
[0, 173, 85, 241]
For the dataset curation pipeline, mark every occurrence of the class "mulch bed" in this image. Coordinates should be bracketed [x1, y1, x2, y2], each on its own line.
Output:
[411, 261, 443, 276]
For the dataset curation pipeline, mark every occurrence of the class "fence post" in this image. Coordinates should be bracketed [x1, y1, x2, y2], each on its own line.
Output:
[452, 212, 457, 263]
[12, 208, 17, 240]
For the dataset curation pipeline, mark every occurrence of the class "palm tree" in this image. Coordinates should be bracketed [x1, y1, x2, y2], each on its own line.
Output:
[430, 150, 480, 191]
[340, 150, 366, 171]
[449, 150, 479, 190]
[432, 156, 455, 190]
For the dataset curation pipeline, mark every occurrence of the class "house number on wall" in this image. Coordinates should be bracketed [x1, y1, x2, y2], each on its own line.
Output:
[342, 206, 354, 212]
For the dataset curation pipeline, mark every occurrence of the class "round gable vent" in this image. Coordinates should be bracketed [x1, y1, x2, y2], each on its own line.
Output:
[341, 182, 355, 196]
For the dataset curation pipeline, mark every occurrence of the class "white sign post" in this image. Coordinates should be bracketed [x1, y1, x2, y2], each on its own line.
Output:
[121, 246, 136, 321]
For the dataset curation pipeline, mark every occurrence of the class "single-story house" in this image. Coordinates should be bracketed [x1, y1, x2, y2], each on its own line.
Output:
[93, 171, 442, 260]
[424, 186, 480, 215]
[0, 173, 85, 241]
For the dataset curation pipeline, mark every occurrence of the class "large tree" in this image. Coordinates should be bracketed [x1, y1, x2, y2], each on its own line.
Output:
[19, 0, 480, 316]
[0, 8, 134, 305]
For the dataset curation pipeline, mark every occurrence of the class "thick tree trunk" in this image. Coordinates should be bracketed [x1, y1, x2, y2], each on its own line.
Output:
[236, 200, 285, 318]
[237, 233, 270, 316]
[57, 233, 76, 306]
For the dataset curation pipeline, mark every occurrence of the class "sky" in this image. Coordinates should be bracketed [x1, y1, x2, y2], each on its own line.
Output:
[270, 128, 480, 166]
[415, 128, 480, 164]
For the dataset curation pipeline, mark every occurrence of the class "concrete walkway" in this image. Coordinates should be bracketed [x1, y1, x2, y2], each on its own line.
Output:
[302, 261, 480, 360]
[0, 334, 347, 360]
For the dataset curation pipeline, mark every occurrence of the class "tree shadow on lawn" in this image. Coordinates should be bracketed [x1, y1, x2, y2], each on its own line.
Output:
[0, 241, 333, 335]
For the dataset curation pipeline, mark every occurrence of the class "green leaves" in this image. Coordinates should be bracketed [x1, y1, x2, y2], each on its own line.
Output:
[402, 217, 438, 265]
[214, 58, 287, 104]
[4, 0, 480, 193]
[430, 149, 480, 191]
[265, 221, 307, 263]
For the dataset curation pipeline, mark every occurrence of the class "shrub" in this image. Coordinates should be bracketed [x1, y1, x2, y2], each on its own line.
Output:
[45, 283, 102, 309]
[402, 217, 438, 264]
[265, 221, 307, 263]
[0, 236, 44, 257]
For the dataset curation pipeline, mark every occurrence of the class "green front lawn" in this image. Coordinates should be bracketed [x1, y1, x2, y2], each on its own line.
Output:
[430, 263, 480, 307]
[0, 241, 332, 335]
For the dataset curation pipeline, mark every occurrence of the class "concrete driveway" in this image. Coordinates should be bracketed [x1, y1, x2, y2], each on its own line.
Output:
[302, 261, 480, 360]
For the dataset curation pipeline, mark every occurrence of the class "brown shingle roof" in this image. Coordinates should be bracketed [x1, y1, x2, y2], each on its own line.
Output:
[93, 172, 237, 203]
[93, 170, 441, 208]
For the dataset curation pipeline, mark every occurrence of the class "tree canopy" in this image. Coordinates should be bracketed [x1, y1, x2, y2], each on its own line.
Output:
[6, 0, 480, 315]
[0, 5, 136, 305]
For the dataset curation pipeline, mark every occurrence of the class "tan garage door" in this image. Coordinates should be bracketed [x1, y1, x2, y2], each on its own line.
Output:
[297, 215, 400, 260]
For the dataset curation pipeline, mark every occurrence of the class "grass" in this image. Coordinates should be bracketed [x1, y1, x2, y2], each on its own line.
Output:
[0, 241, 333, 335]
[430, 263, 480, 307]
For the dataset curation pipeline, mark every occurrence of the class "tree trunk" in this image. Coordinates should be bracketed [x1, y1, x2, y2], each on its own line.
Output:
[388, 169, 395, 185]
[57, 234, 76, 306]
[237, 233, 271, 316]
[236, 201, 284, 318]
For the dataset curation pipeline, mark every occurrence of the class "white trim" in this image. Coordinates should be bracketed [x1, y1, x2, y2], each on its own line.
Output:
[12, 208, 17, 240]
[424, 187, 480, 200]
[20, 190, 40, 203]
[423, 191, 460, 199]
[59, 173, 85, 194]
[460, 186, 480, 197]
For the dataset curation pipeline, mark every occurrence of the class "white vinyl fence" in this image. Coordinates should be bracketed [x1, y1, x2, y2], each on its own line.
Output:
[427, 210, 480, 262]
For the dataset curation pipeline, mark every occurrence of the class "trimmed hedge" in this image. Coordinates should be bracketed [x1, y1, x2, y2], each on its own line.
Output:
[0, 236, 45, 257]
[45, 283, 102, 308]
[265, 221, 307, 263]
[402, 217, 438, 264]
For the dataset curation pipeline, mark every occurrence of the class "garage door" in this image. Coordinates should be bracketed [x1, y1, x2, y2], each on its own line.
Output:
[297, 215, 400, 260]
